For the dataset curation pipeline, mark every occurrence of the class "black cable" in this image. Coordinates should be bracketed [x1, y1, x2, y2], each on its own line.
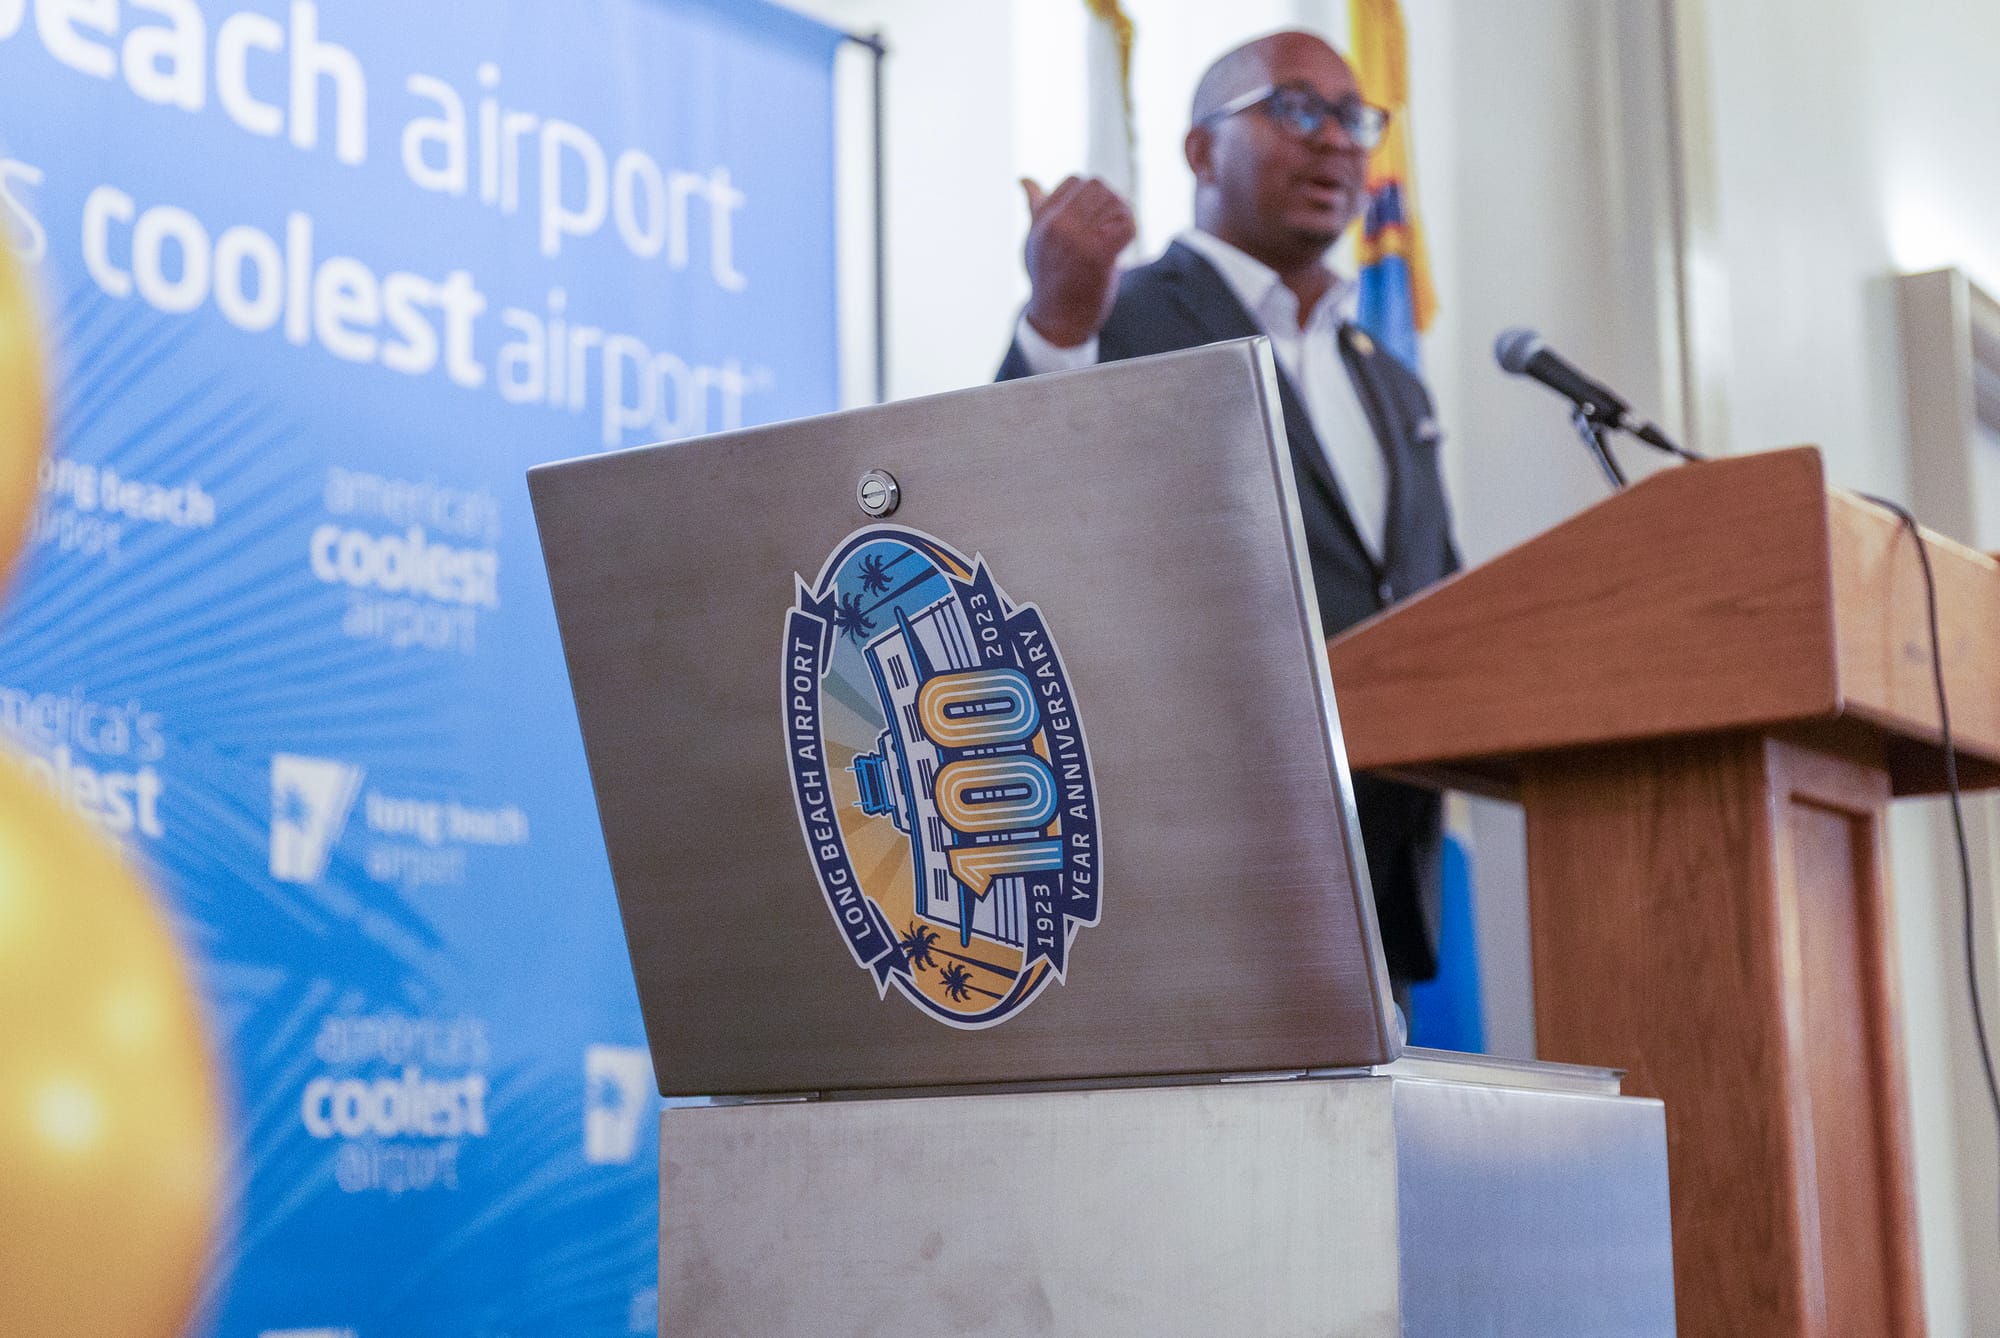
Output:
[1860, 493, 2000, 1203]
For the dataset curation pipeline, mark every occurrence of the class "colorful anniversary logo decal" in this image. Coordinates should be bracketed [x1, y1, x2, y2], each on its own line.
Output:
[782, 526, 1102, 1028]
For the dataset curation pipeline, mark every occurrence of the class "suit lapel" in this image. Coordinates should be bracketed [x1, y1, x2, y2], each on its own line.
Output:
[1335, 324, 1408, 573]
[1155, 243, 1375, 572]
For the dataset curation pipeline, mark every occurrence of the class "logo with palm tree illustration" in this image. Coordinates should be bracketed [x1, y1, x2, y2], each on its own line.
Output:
[783, 525, 1103, 1029]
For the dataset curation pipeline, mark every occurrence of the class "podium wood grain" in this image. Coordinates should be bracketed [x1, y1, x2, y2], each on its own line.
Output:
[1327, 446, 2000, 796]
[1523, 736, 1920, 1337]
[1324, 447, 1983, 1337]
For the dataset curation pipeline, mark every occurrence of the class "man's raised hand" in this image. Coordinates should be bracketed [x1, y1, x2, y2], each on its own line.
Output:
[1020, 176, 1137, 348]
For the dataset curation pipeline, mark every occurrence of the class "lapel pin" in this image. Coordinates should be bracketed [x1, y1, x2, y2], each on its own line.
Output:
[1348, 329, 1376, 356]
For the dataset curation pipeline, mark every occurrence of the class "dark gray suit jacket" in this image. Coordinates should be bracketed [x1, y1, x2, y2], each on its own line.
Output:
[999, 239, 1459, 984]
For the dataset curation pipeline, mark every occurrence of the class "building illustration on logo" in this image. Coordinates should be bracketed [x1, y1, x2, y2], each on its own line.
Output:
[783, 526, 1102, 1029]
[850, 598, 1043, 951]
[270, 754, 365, 884]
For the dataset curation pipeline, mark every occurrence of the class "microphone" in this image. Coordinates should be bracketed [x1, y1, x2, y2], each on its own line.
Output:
[1493, 328, 1698, 461]
[1494, 328, 1628, 421]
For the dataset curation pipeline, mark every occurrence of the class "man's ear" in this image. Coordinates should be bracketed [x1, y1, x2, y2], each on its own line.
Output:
[1184, 125, 1216, 184]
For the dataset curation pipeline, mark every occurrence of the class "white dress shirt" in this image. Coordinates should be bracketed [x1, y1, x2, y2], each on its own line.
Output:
[1012, 227, 1390, 561]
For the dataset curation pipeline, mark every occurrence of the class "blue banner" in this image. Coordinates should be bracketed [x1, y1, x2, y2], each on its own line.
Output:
[0, 1, 840, 1332]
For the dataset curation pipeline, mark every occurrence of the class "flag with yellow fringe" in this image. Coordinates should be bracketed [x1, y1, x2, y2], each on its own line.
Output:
[1349, 0, 1436, 370]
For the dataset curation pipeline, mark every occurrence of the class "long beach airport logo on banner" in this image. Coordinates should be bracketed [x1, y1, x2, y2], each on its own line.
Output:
[783, 526, 1101, 1028]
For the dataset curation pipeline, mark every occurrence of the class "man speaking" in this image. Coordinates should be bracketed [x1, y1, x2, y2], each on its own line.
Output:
[999, 30, 1459, 1000]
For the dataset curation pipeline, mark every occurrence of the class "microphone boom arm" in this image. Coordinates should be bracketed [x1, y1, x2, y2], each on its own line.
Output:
[1571, 407, 1629, 490]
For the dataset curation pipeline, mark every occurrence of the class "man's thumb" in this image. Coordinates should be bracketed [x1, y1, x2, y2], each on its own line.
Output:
[1020, 178, 1046, 213]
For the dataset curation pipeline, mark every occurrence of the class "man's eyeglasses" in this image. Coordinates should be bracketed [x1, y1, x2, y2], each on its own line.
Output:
[1201, 84, 1390, 151]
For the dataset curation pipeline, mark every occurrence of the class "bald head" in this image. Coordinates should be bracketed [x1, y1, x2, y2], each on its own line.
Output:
[1183, 29, 1368, 281]
[1190, 30, 1345, 127]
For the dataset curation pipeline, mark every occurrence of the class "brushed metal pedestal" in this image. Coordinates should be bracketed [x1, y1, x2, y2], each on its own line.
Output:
[659, 1052, 1675, 1336]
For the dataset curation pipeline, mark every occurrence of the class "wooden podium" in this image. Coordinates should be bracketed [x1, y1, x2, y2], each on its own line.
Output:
[1327, 446, 2000, 1337]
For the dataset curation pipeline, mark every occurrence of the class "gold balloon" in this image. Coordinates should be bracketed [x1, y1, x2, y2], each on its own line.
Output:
[0, 746, 224, 1338]
[0, 240, 44, 584]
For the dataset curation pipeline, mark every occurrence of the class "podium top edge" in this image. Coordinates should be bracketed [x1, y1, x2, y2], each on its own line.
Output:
[1378, 1047, 1624, 1096]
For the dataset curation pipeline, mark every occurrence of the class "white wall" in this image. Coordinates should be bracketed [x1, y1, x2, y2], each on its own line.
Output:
[788, 0, 1026, 405]
[1692, 0, 2000, 493]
